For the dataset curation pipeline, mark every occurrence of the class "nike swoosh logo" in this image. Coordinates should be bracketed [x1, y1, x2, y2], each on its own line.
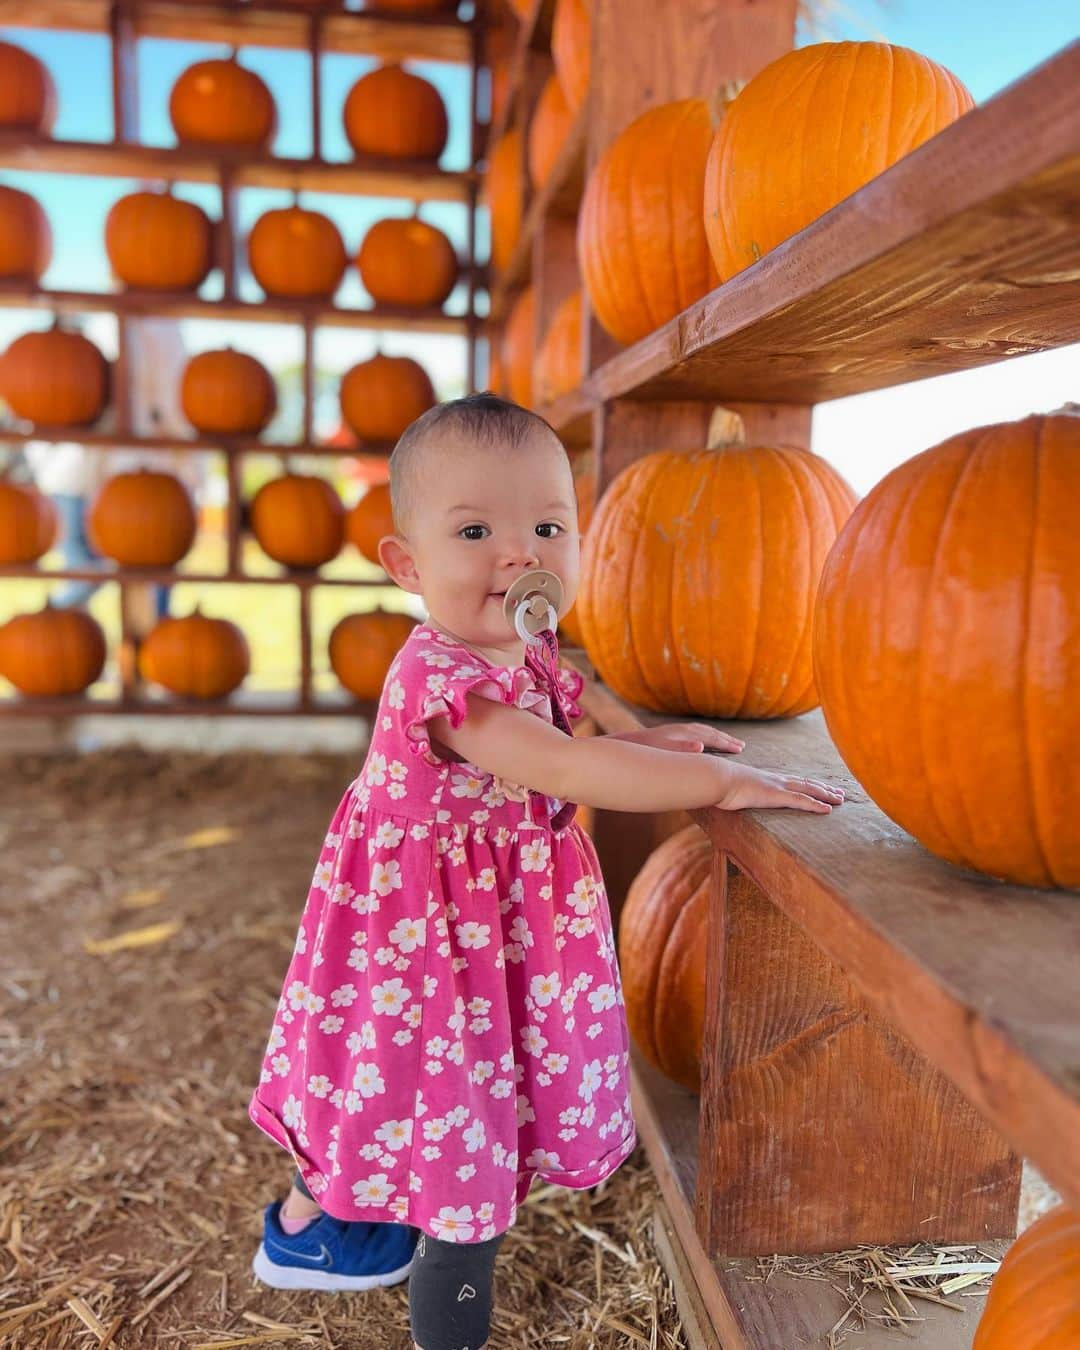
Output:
[269, 1240, 333, 1268]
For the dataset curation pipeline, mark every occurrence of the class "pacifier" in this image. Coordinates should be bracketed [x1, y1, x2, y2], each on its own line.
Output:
[502, 570, 564, 648]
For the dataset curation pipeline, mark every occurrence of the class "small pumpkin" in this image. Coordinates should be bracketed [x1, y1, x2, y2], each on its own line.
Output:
[0, 185, 51, 282]
[0, 323, 109, 428]
[343, 63, 448, 162]
[169, 53, 277, 149]
[578, 410, 856, 717]
[0, 602, 106, 697]
[0, 478, 58, 563]
[534, 290, 582, 406]
[357, 215, 458, 309]
[249, 473, 345, 569]
[139, 607, 250, 700]
[248, 203, 347, 300]
[484, 128, 524, 272]
[105, 187, 214, 291]
[552, 0, 589, 112]
[528, 73, 573, 190]
[813, 413, 1080, 889]
[339, 352, 435, 443]
[346, 483, 395, 565]
[181, 347, 277, 436]
[329, 608, 417, 701]
[502, 284, 536, 408]
[972, 1204, 1080, 1349]
[87, 469, 197, 567]
[488, 343, 505, 397]
[578, 97, 721, 346]
[0, 40, 57, 134]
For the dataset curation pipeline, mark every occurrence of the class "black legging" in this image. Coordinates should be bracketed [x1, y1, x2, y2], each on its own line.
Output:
[292, 1170, 505, 1350]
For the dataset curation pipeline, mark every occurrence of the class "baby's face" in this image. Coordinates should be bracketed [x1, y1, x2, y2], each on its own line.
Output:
[407, 431, 580, 657]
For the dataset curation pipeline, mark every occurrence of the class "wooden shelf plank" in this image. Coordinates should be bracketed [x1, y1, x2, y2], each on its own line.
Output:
[0, 0, 472, 62]
[0, 135, 474, 204]
[0, 429, 393, 459]
[0, 692, 378, 717]
[485, 0, 555, 152]
[545, 43, 1079, 428]
[0, 565, 390, 588]
[567, 656, 1080, 1215]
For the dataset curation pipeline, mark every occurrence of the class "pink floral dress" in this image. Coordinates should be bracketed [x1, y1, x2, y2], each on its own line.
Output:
[248, 621, 637, 1243]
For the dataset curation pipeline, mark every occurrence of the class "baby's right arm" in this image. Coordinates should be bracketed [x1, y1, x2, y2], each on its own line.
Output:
[428, 694, 841, 815]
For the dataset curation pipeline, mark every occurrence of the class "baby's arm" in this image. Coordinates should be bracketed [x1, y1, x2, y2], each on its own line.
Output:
[428, 696, 841, 815]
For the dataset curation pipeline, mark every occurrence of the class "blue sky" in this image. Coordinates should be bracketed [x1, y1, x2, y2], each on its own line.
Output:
[0, 3, 1076, 481]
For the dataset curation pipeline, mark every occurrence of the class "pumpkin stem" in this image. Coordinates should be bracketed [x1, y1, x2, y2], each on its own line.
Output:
[706, 406, 747, 450]
[708, 80, 744, 128]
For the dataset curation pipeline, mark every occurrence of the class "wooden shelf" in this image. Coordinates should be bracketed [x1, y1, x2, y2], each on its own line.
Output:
[0, 565, 391, 588]
[0, 429, 393, 458]
[0, 135, 475, 204]
[0, 0, 473, 62]
[566, 655, 1080, 1218]
[544, 43, 1079, 431]
[486, 0, 555, 152]
[0, 690, 380, 717]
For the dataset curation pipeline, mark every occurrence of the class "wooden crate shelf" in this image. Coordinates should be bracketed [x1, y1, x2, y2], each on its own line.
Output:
[0, 565, 390, 588]
[0, 690, 379, 717]
[0, 429, 394, 459]
[485, 0, 555, 153]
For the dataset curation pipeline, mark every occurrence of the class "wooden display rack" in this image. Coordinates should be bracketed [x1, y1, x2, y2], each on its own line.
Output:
[485, 2, 1080, 1345]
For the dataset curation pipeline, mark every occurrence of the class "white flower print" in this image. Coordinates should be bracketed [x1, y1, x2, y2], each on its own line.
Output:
[302, 988, 325, 1015]
[319, 1015, 344, 1035]
[405, 1003, 424, 1027]
[271, 1052, 290, 1077]
[478, 1202, 495, 1224]
[489, 1079, 513, 1099]
[381, 716, 392, 732]
[470, 1016, 492, 1035]
[520, 1025, 548, 1057]
[352, 1062, 386, 1098]
[568, 878, 594, 914]
[373, 821, 405, 850]
[431, 1206, 475, 1242]
[491, 1141, 507, 1167]
[312, 860, 334, 891]
[463, 1119, 486, 1153]
[470, 1060, 494, 1084]
[450, 770, 486, 799]
[588, 984, 617, 1013]
[375, 1118, 413, 1152]
[578, 1059, 603, 1103]
[451, 957, 469, 973]
[520, 837, 551, 872]
[285, 980, 308, 1011]
[569, 915, 595, 938]
[283, 1095, 303, 1130]
[375, 945, 397, 966]
[323, 829, 342, 849]
[509, 915, 533, 948]
[347, 947, 369, 973]
[445, 1104, 469, 1128]
[449, 845, 467, 867]
[475, 867, 497, 892]
[447, 1041, 465, 1066]
[392, 1029, 414, 1046]
[559, 1106, 581, 1124]
[543, 1052, 569, 1076]
[422, 1144, 442, 1161]
[455, 921, 491, 950]
[308, 1075, 332, 1098]
[456, 1164, 477, 1181]
[423, 1116, 451, 1142]
[389, 759, 407, 781]
[559, 1127, 578, 1142]
[530, 971, 561, 1006]
[388, 678, 405, 709]
[425, 1059, 444, 1075]
[347, 815, 363, 840]
[352, 1173, 395, 1206]
[526, 1148, 561, 1169]
[468, 996, 491, 1015]
[365, 752, 388, 787]
[371, 860, 403, 897]
[410, 823, 430, 841]
[587, 1022, 603, 1039]
[330, 881, 356, 906]
[350, 891, 381, 915]
[387, 781, 407, 800]
[268, 1023, 286, 1052]
[495, 827, 512, 848]
[425, 1036, 449, 1058]
[371, 978, 410, 1015]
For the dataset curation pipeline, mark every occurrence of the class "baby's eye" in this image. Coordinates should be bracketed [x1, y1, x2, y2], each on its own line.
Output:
[536, 523, 563, 539]
[459, 525, 489, 541]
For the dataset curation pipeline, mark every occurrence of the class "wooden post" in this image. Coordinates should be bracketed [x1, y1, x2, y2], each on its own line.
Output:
[298, 584, 313, 710]
[109, 0, 138, 144]
[301, 316, 315, 446]
[219, 166, 239, 303]
[309, 12, 323, 162]
[466, 20, 482, 393]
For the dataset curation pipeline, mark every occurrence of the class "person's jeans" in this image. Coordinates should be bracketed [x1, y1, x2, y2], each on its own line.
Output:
[52, 492, 170, 618]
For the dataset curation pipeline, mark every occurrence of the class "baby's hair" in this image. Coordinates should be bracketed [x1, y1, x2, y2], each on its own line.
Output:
[389, 392, 564, 536]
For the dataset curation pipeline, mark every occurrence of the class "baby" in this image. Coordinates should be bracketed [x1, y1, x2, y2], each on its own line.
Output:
[247, 393, 843, 1350]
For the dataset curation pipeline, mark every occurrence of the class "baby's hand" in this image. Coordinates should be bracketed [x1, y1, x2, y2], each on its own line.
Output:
[715, 761, 845, 814]
[628, 723, 745, 754]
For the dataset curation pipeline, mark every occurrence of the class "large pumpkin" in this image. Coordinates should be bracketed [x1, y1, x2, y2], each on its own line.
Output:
[814, 413, 1080, 889]
[534, 290, 582, 406]
[528, 73, 573, 190]
[346, 483, 395, 565]
[0, 324, 109, 428]
[357, 216, 457, 309]
[552, 0, 589, 112]
[557, 465, 594, 647]
[87, 469, 197, 567]
[139, 608, 250, 700]
[181, 348, 277, 436]
[249, 473, 344, 569]
[704, 42, 973, 281]
[578, 98, 721, 346]
[0, 185, 51, 282]
[973, 1204, 1080, 1349]
[0, 40, 56, 134]
[502, 284, 536, 408]
[0, 603, 106, 697]
[0, 479, 58, 563]
[329, 608, 417, 701]
[339, 352, 435, 443]
[248, 204, 347, 300]
[578, 414, 856, 717]
[484, 128, 524, 273]
[105, 188, 214, 291]
[343, 63, 448, 161]
[169, 54, 277, 149]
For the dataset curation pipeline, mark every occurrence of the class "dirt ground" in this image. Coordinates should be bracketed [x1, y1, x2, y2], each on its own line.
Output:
[0, 746, 686, 1349]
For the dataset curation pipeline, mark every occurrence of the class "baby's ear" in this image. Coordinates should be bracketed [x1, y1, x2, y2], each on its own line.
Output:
[378, 534, 422, 595]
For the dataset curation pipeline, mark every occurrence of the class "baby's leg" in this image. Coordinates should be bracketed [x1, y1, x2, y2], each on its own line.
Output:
[409, 1229, 505, 1350]
[280, 1168, 322, 1228]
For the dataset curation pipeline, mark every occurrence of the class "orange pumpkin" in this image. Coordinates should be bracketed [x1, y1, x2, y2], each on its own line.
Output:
[87, 469, 197, 567]
[534, 290, 582, 406]
[705, 42, 973, 281]
[139, 608, 250, 700]
[973, 1204, 1080, 1349]
[0, 603, 106, 697]
[0, 185, 51, 282]
[528, 73, 573, 190]
[339, 353, 435, 443]
[0, 478, 58, 563]
[485, 128, 524, 272]
[552, 0, 589, 112]
[487, 343, 505, 396]
[813, 413, 1080, 888]
[357, 216, 458, 309]
[557, 465, 594, 646]
[329, 608, 417, 701]
[0, 40, 56, 134]
[489, 60, 510, 128]
[0, 324, 109, 428]
[249, 473, 344, 569]
[343, 63, 448, 161]
[578, 413, 856, 717]
[181, 348, 277, 436]
[169, 54, 277, 149]
[105, 188, 214, 291]
[346, 483, 395, 565]
[502, 284, 536, 408]
[507, 0, 533, 17]
[248, 204, 347, 300]
[578, 98, 720, 346]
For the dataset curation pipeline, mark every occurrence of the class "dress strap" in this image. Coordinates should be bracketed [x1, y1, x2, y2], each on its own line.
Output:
[525, 628, 572, 736]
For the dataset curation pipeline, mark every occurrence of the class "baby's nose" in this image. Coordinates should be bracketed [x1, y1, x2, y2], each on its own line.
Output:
[499, 543, 541, 567]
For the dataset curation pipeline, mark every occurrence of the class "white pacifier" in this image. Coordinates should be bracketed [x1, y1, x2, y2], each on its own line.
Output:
[502, 570, 564, 648]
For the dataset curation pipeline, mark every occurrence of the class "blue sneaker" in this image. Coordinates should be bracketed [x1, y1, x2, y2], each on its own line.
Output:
[252, 1200, 418, 1292]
